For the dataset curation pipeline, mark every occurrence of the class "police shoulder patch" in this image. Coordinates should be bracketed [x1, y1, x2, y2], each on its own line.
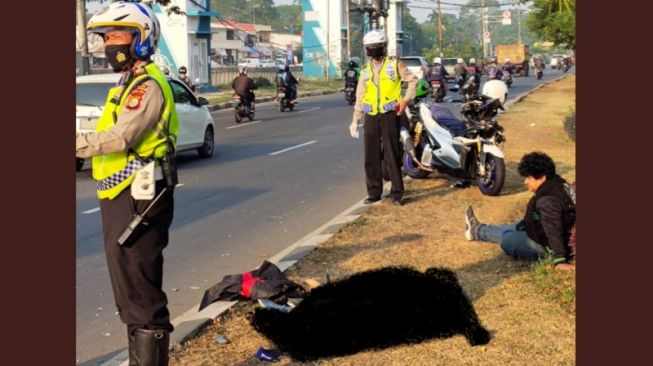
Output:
[125, 84, 148, 110]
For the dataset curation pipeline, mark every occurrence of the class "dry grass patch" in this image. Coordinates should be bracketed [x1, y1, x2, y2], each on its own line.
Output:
[169, 75, 576, 366]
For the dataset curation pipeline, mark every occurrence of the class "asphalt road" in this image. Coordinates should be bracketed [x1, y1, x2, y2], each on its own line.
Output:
[75, 68, 569, 365]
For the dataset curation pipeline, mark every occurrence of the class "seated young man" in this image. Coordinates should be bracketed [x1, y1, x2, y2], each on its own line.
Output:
[464, 151, 576, 271]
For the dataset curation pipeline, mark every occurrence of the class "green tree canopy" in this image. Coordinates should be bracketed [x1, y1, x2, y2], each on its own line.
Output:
[522, 0, 575, 48]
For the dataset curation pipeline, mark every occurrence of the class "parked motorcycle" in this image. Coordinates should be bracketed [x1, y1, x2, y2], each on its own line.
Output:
[276, 86, 295, 112]
[429, 76, 447, 103]
[233, 95, 255, 123]
[400, 95, 506, 196]
[501, 70, 513, 88]
[344, 81, 356, 105]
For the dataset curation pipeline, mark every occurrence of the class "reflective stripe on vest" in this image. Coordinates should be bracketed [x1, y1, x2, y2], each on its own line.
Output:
[360, 58, 402, 116]
[92, 63, 179, 200]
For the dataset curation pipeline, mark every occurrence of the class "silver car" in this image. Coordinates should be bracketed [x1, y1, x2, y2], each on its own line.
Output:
[76, 73, 215, 171]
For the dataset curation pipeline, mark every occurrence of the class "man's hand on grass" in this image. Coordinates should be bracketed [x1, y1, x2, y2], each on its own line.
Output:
[555, 263, 575, 272]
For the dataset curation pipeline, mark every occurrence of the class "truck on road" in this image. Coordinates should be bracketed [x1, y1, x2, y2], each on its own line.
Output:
[495, 44, 530, 76]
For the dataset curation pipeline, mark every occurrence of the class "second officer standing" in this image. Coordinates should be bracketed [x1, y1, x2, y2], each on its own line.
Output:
[349, 29, 417, 206]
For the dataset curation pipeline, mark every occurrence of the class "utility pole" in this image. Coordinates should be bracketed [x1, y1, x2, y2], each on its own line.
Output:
[326, 0, 330, 81]
[480, 0, 486, 59]
[76, 0, 90, 75]
[346, 0, 351, 61]
[517, 5, 522, 44]
[437, 0, 443, 57]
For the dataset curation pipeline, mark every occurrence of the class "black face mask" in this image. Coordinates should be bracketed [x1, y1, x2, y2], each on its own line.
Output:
[365, 46, 385, 60]
[105, 44, 132, 72]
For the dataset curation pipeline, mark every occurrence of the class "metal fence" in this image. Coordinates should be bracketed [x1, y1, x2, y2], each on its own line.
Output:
[210, 66, 303, 86]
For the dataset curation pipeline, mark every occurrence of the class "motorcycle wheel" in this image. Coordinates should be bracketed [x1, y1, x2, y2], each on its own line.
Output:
[278, 101, 285, 112]
[402, 152, 430, 179]
[477, 153, 505, 196]
[348, 99, 355, 106]
[235, 111, 242, 123]
[289, 103, 295, 111]
[248, 109, 255, 121]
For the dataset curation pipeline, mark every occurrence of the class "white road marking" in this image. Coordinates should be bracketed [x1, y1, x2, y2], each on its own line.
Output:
[269, 140, 317, 156]
[176, 183, 185, 187]
[297, 107, 320, 114]
[226, 120, 262, 129]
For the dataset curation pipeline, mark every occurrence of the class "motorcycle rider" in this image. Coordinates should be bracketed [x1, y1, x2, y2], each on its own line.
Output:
[344, 59, 361, 87]
[348, 29, 418, 206]
[344, 59, 360, 101]
[232, 66, 258, 111]
[485, 56, 500, 80]
[428, 57, 450, 81]
[463, 58, 481, 99]
[276, 64, 299, 103]
[533, 54, 544, 77]
[427, 57, 449, 100]
[453, 58, 468, 89]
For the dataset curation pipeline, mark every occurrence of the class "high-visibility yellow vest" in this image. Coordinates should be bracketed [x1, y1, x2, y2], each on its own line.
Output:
[360, 57, 402, 116]
[92, 63, 179, 200]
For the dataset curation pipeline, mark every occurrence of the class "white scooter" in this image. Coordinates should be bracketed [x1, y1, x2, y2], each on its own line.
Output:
[401, 94, 507, 196]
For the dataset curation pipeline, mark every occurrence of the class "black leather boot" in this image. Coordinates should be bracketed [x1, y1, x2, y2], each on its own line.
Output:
[127, 328, 138, 366]
[131, 329, 169, 366]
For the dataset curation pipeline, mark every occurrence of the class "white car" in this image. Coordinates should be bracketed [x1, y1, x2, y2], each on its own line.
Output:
[237, 58, 262, 68]
[76, 73, 216, 171]
[259, 59, 276, 68]
[399, 56, 429, 80]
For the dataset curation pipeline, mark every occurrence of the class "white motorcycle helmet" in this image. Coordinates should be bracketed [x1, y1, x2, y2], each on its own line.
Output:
[87, 1, 160, 60]
[433, 57, 442, 64]
[363, 29, 388, 46]
[469, 58, 476, 65]
[482, 80, 509, 105]
[457, 58, 464, 64]
[363, 29, 388, 59]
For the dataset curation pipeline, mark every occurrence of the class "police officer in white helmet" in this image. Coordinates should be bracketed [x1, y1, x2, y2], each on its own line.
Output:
[349, 29, 418, 206]
[76, 2, 179, 364]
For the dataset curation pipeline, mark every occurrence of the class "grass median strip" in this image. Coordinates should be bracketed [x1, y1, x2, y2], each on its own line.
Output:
[170, 75, 576, 366]
[204, 79, 344, 106]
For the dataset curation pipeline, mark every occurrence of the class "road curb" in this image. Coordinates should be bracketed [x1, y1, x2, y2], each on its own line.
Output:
[206, 88, 345, 112]
[98, 75, 566, 365]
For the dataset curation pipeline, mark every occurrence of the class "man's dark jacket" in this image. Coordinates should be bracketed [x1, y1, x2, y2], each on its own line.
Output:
[232, 75, 257, 100]
[521, 175, 576, 262]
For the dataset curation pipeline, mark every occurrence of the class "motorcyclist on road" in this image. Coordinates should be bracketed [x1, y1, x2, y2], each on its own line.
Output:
[463, 58, 481, 97]
[501, 58, 514, 74]
[533, 55, 544, 69]
[276, 64, 299, 103]
[453, 57, 468, 88]
[427, 57, 449, 99]
[428, 57, 450, 80]
[344, 59, 360, 90]
[485, 56, 500, 80]
[232, 66, 258, 111]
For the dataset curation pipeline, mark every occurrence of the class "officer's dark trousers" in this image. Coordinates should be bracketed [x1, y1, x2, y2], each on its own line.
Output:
[99, 181, 175, 335]
[364, 111, 404, 200]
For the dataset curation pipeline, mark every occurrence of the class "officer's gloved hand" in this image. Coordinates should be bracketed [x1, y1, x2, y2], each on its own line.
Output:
[349, 120, 359, 138]
[396, 99, 408, 115]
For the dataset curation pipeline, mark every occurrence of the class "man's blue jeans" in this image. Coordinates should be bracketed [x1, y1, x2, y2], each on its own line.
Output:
[477, 221, 547, 260]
